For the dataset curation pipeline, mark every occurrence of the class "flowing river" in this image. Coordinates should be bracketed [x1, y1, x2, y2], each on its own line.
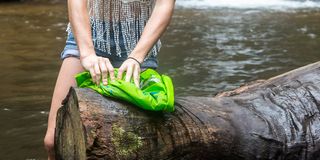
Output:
[0, 0, 319, 159]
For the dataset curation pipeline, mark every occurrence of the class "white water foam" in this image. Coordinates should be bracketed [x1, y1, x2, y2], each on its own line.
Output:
[176, 0, 320, 9]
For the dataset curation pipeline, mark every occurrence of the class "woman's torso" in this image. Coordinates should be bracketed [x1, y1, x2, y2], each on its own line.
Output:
[67, 0, 161, 65]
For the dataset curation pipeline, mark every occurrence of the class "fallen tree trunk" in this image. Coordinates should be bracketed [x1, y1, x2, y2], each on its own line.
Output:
[55, 61, 320, 160]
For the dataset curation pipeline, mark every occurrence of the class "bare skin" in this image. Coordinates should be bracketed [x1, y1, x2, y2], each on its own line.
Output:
[44, 0, 175, 159]
[44, 57, 84, 160]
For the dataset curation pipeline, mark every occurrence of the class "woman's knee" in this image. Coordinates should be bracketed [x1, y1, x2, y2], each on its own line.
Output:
[44, 132, 54, 151]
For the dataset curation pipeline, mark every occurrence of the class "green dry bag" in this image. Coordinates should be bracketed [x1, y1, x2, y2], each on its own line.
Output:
[75, 69, 174, 112]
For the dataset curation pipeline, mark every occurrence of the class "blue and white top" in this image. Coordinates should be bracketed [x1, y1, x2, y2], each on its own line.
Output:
[66, 0, 161, 59]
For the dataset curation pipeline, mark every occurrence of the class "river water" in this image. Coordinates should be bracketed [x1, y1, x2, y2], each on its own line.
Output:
[0, 1, 319, 159]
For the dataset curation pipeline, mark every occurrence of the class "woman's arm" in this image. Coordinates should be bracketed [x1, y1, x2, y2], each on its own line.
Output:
[129, 0, 176, 62]
[68, 0, 115, 85]
[117, 0, 176, 87]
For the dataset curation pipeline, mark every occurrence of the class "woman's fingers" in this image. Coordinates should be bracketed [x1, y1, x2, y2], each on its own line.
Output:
[125, 65, 133, 82]
[94, 63, 101, 85]
[89, 68, 97, 84]
[99, 58, 108, 85]
[105, 59, 115, 81]
[117, 65, 125, 80]
[117, 59, 141, 87]
[80, 54, 116, 85]
[133, 65, 140, 88]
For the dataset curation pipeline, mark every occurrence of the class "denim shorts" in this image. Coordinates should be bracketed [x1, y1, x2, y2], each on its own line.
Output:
[60, 30, 159, 69]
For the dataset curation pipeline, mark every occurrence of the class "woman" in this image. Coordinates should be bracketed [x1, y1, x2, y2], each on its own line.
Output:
[43, 0, 175, 159]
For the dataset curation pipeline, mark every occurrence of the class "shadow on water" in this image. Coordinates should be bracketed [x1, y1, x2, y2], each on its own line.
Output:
[0, 1, 319, 159]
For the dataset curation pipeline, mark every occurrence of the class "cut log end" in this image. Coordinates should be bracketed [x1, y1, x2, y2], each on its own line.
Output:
[55, 88, 86, 160]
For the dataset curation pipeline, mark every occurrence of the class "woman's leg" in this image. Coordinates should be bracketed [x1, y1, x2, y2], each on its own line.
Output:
[44, 57, 84, 160]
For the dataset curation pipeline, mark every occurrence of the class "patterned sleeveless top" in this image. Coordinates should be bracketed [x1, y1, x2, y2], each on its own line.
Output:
[66, 0, 161, 58]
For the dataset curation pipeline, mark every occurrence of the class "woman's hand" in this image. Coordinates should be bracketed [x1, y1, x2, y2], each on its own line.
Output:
[80, 54, 115, 85]
[117, 57, 141, 88]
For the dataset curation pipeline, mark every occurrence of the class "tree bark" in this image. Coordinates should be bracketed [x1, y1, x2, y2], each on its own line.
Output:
[55, 61, 320, 160]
